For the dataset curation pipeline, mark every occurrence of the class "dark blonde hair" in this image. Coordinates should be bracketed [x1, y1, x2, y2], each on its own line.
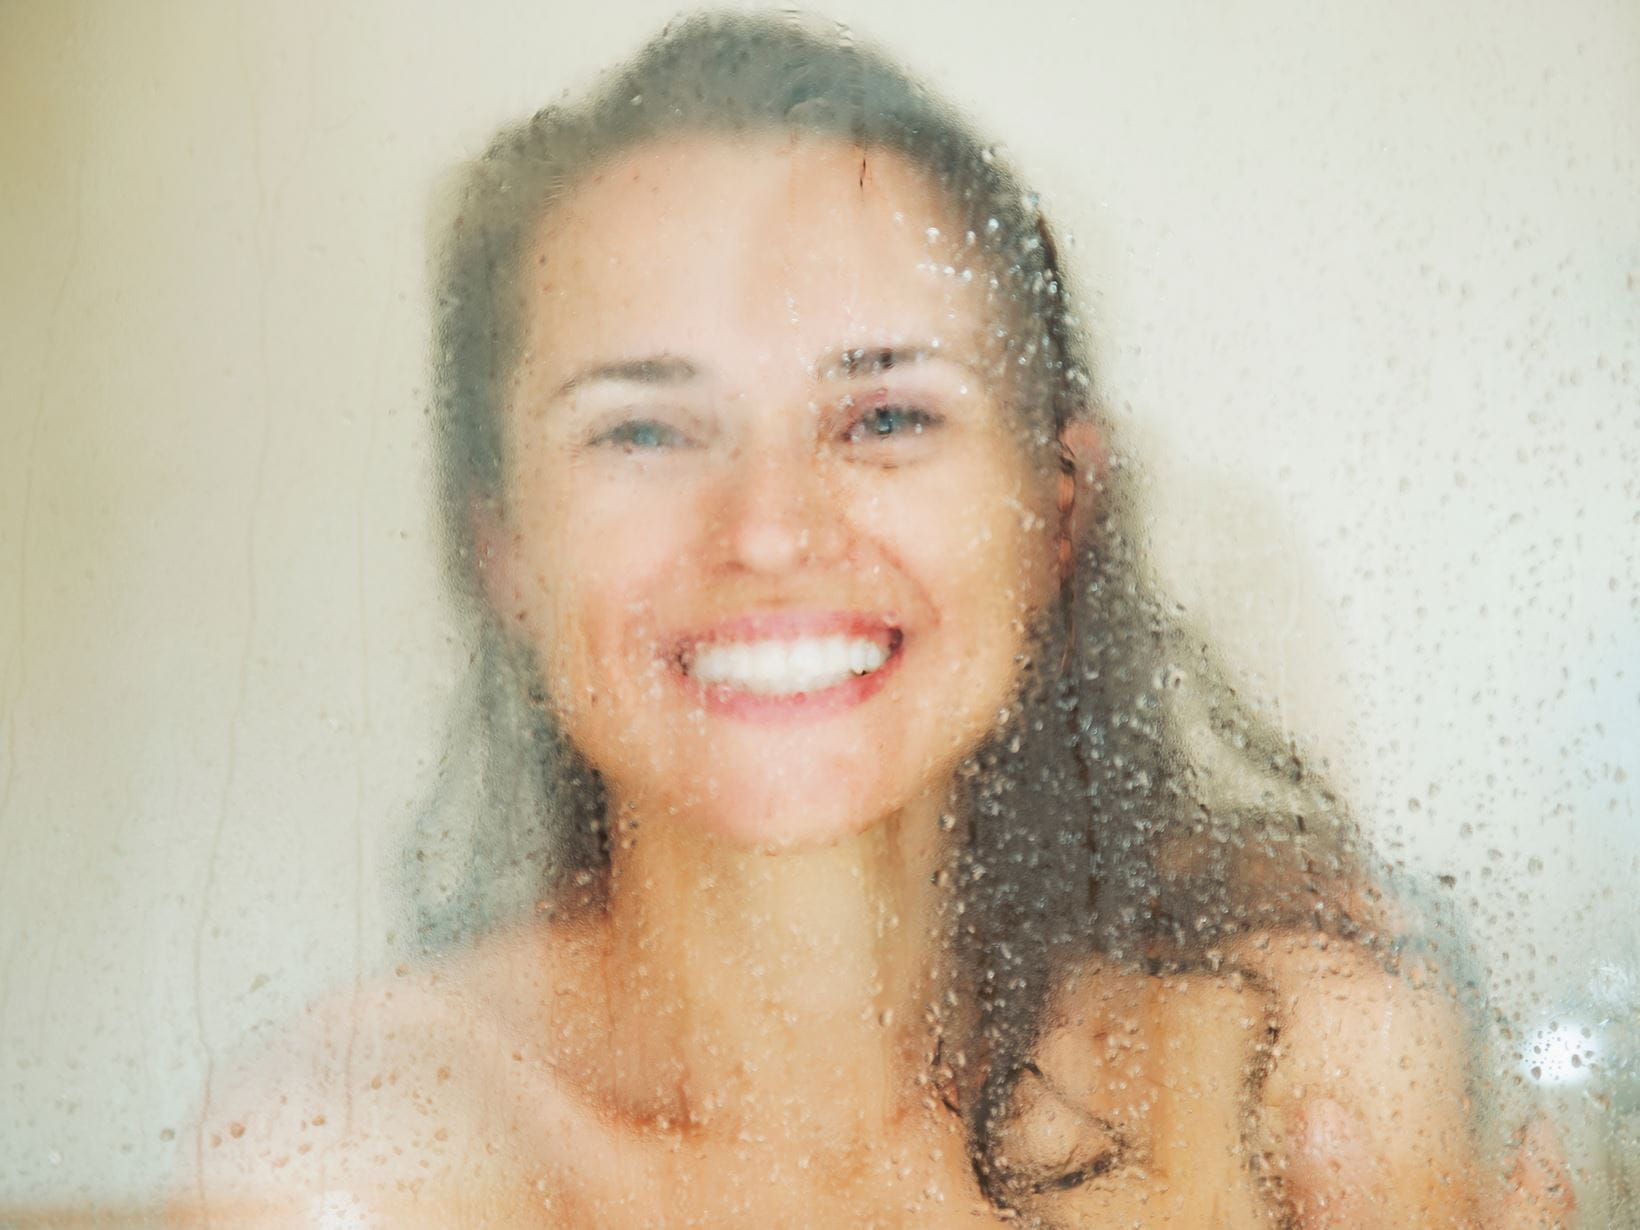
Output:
[412, 10, 1384, 1206]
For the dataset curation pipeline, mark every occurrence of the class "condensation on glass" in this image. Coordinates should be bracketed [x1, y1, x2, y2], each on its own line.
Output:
[1, 3, 1634, 1227]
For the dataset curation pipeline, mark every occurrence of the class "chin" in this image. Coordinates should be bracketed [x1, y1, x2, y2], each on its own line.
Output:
[711, 799, 881, 854]
[655, 768, 904, 853]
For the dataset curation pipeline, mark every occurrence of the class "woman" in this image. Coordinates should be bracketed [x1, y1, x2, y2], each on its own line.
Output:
[177, 13, 1572, 1227]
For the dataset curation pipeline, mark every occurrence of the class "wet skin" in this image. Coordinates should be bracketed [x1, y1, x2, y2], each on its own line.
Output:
[172, 137, 1566, 1229]
[174, 926, 1503, 1228]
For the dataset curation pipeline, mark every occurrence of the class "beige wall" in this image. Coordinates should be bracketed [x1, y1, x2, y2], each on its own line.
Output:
[2, 0, 1636, 1209]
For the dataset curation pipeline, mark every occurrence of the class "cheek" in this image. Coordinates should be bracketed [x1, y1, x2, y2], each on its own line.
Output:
[887, 460, 1057, 632]
[508, 477, 693, 698]
[867, 461, 1057, 755]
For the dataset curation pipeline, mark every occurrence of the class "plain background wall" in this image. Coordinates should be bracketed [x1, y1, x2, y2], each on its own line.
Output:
[2, 0, 1636, 1212]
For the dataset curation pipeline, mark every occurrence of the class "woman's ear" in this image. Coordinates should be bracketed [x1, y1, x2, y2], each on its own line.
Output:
[1057, 417, 1107, 550]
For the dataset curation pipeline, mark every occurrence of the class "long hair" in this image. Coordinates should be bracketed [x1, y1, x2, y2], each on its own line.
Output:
[409, 10, 1389, 1207]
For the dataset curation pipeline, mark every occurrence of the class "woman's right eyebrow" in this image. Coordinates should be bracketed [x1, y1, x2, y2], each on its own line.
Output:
[554, 355, 699, 398]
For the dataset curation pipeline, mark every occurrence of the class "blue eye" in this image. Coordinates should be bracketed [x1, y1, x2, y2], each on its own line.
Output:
[843, 405, 939, 444]
[593, 418, 690, 452]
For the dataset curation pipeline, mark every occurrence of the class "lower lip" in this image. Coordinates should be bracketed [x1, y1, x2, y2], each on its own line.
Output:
[674, 636, 905, 723]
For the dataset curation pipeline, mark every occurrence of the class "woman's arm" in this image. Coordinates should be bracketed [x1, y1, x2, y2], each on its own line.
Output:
[1015, 931, 1574, 1229]
[1232, 930, 1576, 1230]
[1231, 930, 1483, 1226]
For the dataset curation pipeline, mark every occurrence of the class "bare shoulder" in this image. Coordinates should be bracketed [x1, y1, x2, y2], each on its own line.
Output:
[1223, 929, 1474, 1120]
[1226, 929, 1485, 1222]
[169, 922, 607, 1227]
[1015, 933, 1486, 1227]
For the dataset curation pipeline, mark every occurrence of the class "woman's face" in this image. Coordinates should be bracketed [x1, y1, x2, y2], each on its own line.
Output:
[486, 134, 1062, 849]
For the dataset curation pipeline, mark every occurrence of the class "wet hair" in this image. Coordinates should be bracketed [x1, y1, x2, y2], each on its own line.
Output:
[411, 9, 1394, 1209]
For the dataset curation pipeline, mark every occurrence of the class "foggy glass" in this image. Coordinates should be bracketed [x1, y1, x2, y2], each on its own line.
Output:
[1, 2, 1635, 1226]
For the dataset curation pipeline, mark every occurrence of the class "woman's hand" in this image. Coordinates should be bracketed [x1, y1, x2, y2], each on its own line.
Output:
[1284, 1100, 1577, 1230]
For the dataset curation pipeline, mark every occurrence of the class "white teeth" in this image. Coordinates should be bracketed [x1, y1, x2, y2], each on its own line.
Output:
[752, 641, 783, 681]
[687, 636, 891, 695]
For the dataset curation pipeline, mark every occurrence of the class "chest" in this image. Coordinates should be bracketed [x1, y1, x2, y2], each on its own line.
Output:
[993, 965, 1283, 1228]
[527, 1100, 1001, 1229]
[517, 974, 1283, 1229]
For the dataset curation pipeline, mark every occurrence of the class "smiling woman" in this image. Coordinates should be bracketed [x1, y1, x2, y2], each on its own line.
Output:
[484, 134, 1066, 854]
[162, 11, 1581, 1229]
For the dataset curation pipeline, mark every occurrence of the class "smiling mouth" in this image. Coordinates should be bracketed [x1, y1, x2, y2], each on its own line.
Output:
[681, 632, 901, 696]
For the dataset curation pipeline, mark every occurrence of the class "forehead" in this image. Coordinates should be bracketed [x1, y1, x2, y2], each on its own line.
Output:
[517, 134, 1000, 378]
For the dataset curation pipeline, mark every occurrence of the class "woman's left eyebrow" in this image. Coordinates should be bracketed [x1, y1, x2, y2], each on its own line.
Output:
[819, 344, 983, 384]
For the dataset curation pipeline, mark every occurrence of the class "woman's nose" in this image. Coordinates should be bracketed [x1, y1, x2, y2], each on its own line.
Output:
[709, 440, 847, 575]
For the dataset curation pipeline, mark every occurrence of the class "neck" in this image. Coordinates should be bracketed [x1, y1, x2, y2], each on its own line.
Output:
[599, 789, 959, 1143]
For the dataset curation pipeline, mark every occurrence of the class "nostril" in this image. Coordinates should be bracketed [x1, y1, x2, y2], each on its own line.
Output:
[715, 468, 844, 571]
